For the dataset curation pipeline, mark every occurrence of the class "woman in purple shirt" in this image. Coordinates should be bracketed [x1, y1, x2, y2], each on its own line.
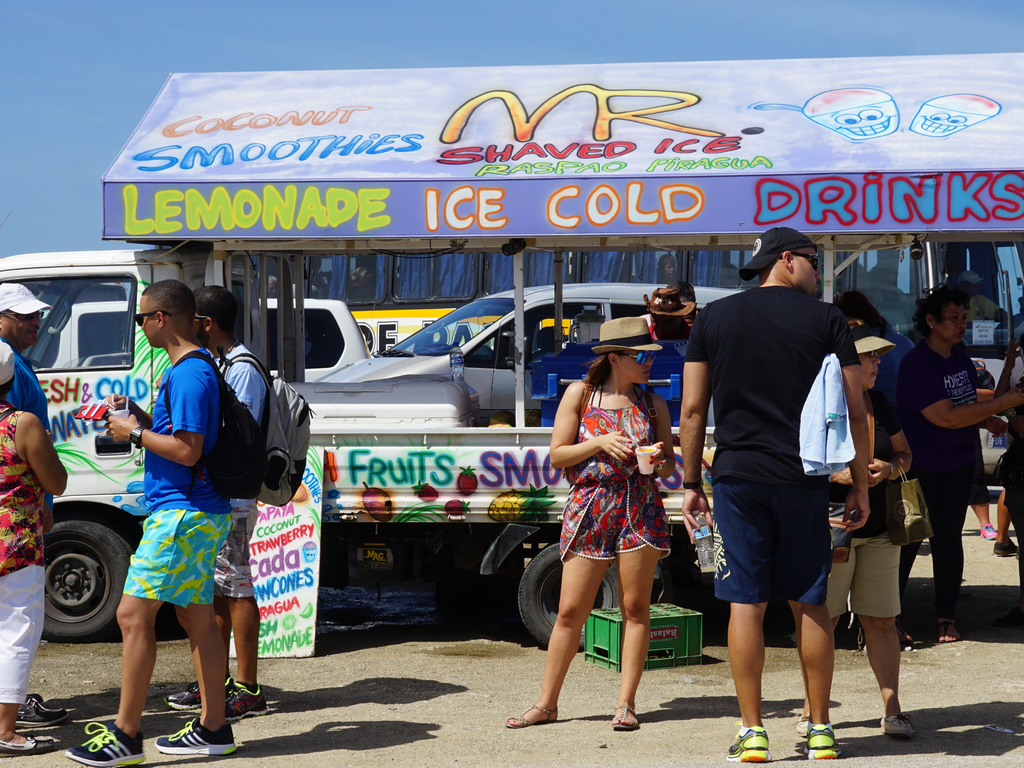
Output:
[896, 285, 1024, 643]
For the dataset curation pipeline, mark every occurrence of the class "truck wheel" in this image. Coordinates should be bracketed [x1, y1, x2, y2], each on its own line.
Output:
[518, 545, 618, 648]
[43, 519, 134, 643]
[518, 547, 675, 648]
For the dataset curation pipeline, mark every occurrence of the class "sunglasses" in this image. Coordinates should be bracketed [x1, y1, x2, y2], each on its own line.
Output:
[616, 350, 657, 365]
[780, 250, 819, 271]
[134, 310, 172, 327]
[2, 310, 44, 323]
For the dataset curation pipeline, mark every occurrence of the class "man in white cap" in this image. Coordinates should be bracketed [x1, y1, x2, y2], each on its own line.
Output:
[0, 285, 51, 430]
[0, 284, 68, 730]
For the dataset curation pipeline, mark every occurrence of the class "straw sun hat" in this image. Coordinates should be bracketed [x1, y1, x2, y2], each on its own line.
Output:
[592, 316, 663, 354]
[850, 323, 895, 356]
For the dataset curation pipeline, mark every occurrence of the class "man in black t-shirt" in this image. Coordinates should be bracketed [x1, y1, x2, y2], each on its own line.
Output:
[679, 227, 870, 761]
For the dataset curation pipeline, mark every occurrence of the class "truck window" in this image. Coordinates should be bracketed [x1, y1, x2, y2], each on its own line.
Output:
[267, 308, 345, 371]
[19, 278, 135, 371]
[483, 252, 565, 294]
[833, 247, 920, 339]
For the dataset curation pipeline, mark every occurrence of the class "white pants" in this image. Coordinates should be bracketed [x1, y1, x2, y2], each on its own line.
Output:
[0, 565, 44, 704]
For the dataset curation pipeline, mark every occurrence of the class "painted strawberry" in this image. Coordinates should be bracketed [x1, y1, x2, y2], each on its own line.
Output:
[445, 499, 468, 518]
[413, 482, 438, 502]
[457, 467, 478, 496]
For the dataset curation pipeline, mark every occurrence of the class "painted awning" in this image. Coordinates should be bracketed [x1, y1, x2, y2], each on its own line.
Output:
[103, 52, 1024, 241]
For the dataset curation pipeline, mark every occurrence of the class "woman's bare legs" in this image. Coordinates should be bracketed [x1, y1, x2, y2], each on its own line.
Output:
[512, 553, 608, 725]
[614, 545, 663, 722]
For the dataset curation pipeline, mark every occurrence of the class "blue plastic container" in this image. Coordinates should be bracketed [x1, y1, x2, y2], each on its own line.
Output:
[531, 343, 685, 426]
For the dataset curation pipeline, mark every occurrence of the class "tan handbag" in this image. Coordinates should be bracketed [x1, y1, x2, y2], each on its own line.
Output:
[885, 466, 933, 545]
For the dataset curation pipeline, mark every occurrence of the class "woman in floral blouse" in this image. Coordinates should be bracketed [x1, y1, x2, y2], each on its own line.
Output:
[0, 343, 67, 756]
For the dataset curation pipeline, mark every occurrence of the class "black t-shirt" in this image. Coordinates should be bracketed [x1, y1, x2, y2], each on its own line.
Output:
[687, 286, 859, 488]
[829, 389, 902, 538]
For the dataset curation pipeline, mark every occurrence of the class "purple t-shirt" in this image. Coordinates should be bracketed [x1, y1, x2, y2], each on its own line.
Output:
[895, 341, 978, 472]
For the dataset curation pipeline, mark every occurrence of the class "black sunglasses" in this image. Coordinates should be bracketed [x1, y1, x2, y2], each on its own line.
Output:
[783, 250, 819, 271]
[1, 310, 44, 323]
[134, 310, 172, 327]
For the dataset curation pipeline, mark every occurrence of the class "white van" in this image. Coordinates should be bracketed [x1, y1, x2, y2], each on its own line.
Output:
[323, 282, 735, 411]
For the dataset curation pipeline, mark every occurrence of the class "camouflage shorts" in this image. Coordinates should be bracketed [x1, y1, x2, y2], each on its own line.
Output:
[213, 501, 257, 598]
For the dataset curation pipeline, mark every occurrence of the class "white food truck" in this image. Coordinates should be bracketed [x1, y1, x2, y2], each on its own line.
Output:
[21, 51, 1024, 654]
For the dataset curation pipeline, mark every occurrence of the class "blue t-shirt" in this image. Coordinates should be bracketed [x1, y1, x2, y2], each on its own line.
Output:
[2, 339, 49, 426]
[145, 353, 231, 515]
[895, 340, 978, 472]
[224, 344, 267, 507]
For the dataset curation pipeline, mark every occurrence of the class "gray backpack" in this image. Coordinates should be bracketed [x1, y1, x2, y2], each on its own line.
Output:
[223, 352, 312, 506]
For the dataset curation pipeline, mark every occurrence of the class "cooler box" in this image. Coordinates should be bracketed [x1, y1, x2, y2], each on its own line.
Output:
[584, 603, 703, 671]
[531, 343, 685, 427]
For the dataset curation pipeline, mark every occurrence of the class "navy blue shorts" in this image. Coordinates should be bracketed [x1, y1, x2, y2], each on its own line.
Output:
[711, 477, 832, 605]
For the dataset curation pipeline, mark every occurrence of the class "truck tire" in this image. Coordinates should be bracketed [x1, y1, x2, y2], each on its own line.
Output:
[517, 545, 618, 648]
[518, 546, 674, 648]
[43, 518, 134, 643]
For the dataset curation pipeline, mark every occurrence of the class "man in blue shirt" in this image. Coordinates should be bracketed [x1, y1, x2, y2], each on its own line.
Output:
[66, 280, 237, 766]
[164, 286, 269, 722]
[0, 284, 69, 731]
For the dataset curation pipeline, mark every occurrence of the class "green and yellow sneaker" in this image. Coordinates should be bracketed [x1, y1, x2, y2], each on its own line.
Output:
[805, 722, 839, 759]
[727, 725, 771, 762]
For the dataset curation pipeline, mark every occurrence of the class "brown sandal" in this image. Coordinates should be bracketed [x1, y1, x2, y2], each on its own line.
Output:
[612, 705, 640, 731]
[506, 705, 557, 728]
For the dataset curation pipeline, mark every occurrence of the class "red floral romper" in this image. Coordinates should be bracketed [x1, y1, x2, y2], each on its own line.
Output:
[559, 387, 670, 560]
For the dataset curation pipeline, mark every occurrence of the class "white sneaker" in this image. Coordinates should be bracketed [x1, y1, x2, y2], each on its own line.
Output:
[796, 715, 809, 737]
[881, 713, 915, 739]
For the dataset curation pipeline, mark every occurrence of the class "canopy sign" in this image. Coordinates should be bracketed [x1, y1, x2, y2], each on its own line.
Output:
[103, 53, 1024, 239]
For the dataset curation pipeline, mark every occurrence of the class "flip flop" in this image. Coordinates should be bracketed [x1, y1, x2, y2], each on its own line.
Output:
[937, 620, 962, 643]
[895, 620, 913, 645]
[0, 735, 57, 755]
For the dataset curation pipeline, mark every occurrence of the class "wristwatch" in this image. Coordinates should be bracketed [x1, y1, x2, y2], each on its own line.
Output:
[682, 480, 702, 490]
[129, 426, 146, 448]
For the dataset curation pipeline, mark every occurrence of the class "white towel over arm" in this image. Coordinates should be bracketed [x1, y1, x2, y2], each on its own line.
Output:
[799, 353, 855, 476]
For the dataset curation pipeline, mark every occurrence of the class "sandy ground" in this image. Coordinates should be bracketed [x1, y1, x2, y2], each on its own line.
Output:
[19, 510, 1024, 767]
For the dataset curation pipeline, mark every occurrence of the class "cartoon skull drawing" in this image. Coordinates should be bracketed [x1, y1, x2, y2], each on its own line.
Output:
[752, 88, 900, 142]
[909, 94, 1002, 137]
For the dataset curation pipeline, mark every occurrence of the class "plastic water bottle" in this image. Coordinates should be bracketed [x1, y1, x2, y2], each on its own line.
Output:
[449, 347, 465, 381]
[694, 526, 715, 571]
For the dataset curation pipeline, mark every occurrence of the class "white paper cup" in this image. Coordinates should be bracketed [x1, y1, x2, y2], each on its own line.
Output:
[635, 445, 657, 475]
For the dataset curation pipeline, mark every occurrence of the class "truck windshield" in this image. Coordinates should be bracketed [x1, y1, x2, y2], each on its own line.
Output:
[386, 297, 514, 356]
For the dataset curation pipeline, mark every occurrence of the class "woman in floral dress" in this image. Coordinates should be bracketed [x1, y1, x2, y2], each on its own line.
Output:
[0, 343, 67, 756]
[507, 317, 674, 731]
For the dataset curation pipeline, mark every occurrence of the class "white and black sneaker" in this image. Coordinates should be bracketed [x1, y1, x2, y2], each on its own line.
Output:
[17, 693, 69, 728]
[155, 718, 236, 756]
[65, 722, 144, 767]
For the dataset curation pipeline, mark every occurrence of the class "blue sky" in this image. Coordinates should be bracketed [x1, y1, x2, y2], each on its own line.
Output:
[1, 0, 1023, 258]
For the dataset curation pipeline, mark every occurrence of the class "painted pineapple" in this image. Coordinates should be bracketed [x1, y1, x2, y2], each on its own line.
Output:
[487, 485, 555, 522]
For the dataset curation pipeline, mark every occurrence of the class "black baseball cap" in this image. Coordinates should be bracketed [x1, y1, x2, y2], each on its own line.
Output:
[739, 227, 818, 281]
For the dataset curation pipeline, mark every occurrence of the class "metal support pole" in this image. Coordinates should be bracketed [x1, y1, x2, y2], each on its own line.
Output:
[294, 253, 306, 383]
[259, 254, 269, 366]
[822, 235, 836, 303]
[514, 250, 526, 430]
[553, 251, 564, 349]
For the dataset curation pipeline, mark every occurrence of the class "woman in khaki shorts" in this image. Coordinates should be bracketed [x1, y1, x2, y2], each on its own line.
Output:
[799, 319, 916, 740]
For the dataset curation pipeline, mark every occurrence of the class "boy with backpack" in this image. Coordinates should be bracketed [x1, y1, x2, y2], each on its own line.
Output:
[67, 280, 236, 765]
[164, 286, 270, 722]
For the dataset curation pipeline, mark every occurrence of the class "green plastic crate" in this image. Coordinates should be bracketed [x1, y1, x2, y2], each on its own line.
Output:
[584, 603, 702, 671]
